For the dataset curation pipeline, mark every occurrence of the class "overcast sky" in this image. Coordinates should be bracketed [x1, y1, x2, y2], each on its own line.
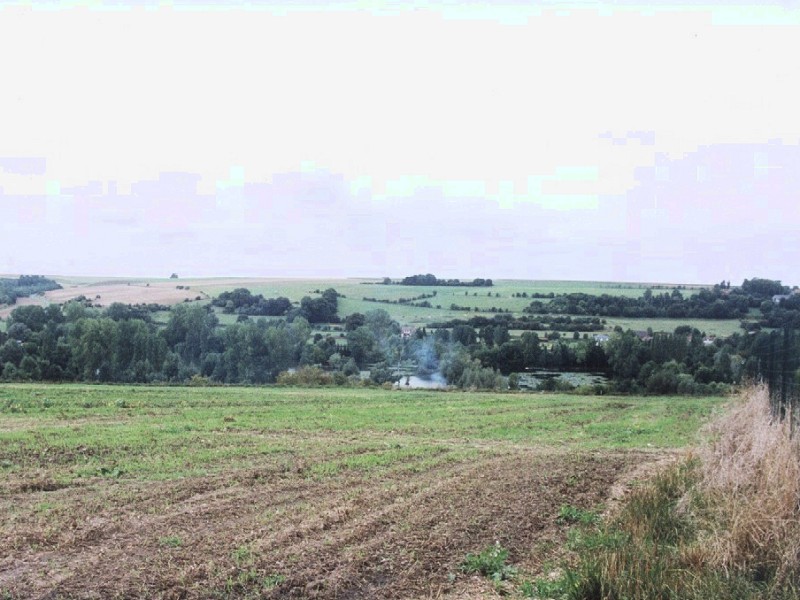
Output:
[1, 0, 798, 284]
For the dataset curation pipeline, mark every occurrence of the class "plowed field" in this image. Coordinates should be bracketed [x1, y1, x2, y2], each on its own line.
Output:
[0, 385, 720, 599]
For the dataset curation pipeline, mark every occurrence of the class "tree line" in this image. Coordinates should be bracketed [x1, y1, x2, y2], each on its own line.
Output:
[0, 301, 330, 384]
[524, 279, 793, 320]
[430, 314, 605, 333]
[0, 275, 61, 306]
[383, 274, 493, 287]
[419, 318, 799, 395]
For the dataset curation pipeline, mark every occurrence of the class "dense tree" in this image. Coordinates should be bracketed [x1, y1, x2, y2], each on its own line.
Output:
[451, 324, 477, 347]
[70, 317, 118, 381]
[298, 290, 338, 323]
[741, 278, 787, 298]
[346, 326, 382, 368]
[605, 331, 646, 380]
[7, 305, 48, 332]
[164, 304, 220, 366]
[0, 339, 23, 368]
[399, 274, 492, 287]
[364, 309, 398, 339]
[344, 312, 366, 331]
[211, 289, 292, 317]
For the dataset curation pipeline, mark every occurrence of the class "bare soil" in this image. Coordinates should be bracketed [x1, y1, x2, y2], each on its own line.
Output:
[0, 448, 668, 599]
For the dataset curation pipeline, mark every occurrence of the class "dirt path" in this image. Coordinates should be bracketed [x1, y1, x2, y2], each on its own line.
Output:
[0, 448, 668, 599]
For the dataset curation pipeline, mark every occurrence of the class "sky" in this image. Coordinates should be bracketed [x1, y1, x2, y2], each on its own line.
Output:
[1, 0, 799, 284]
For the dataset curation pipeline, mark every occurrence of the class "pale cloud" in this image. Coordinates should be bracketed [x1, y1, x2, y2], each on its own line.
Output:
[0, 1, 799, 283]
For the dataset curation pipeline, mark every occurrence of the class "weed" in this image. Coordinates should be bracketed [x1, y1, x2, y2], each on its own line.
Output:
[556, 504, 600, 526]
[461, 542, 517, 583]
[97, 466, 124, 478]
[263, 573, 285, 589]
[34, 502, 54, 514]
[231, 545, 253, 567]
[566, 528, 629, 553]
[520, 575, 569, 599]
[159, 536, 183, 548]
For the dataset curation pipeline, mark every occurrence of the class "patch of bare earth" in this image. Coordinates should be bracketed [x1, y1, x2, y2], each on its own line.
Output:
[0, 449, 666, 599]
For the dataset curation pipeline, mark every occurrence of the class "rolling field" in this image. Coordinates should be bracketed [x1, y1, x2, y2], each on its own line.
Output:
[1, 275, 708, 319]
[0, 384, 724, 599]
[602, 316, 746, 338]
[1, 275, 745, 343]
[2, 274, 732, 335]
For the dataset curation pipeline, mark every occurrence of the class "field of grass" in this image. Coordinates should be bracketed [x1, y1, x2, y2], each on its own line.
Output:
[603, 317, 746, 338]
[182, 278, 736, 335]
[0, 384, 723, 599]
[247, 279, 709, 326]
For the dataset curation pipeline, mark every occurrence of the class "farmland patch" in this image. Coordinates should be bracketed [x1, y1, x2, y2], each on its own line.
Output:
[0, 384, 721, 598]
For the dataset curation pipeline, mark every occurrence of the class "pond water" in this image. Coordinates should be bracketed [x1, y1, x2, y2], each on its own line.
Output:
[516, 370, 610, 390]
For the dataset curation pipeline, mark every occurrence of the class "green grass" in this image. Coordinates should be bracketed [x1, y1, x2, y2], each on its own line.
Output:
[604, 317, 746, 338]
[0, 384, 723, 485]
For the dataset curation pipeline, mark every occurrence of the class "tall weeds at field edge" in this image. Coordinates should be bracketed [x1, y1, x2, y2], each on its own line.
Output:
[697, 384, 800, 586]
[564, 384, 800, 599]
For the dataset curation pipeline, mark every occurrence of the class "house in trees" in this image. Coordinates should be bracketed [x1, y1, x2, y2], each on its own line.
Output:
[401, 327, 415, 339]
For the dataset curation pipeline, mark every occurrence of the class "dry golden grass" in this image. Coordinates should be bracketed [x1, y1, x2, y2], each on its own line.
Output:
[697, 384, 800, 585]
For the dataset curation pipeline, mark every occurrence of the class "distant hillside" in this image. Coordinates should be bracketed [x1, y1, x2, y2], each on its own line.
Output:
[0, 275, 61, 305]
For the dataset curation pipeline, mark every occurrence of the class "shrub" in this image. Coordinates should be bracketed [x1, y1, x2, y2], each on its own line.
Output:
[538, 377, 576, 392]
[276, 366, 334, 386]
[369, 362, 399, 385]
[187, 374, 214, 387]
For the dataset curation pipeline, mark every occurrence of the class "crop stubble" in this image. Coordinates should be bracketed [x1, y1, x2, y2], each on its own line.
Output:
[0, 385, 715, 599]
[1, 447, 662, 599]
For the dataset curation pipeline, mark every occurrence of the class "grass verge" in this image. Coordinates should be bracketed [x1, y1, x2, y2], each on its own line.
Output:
[559, 385, 800, 600]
